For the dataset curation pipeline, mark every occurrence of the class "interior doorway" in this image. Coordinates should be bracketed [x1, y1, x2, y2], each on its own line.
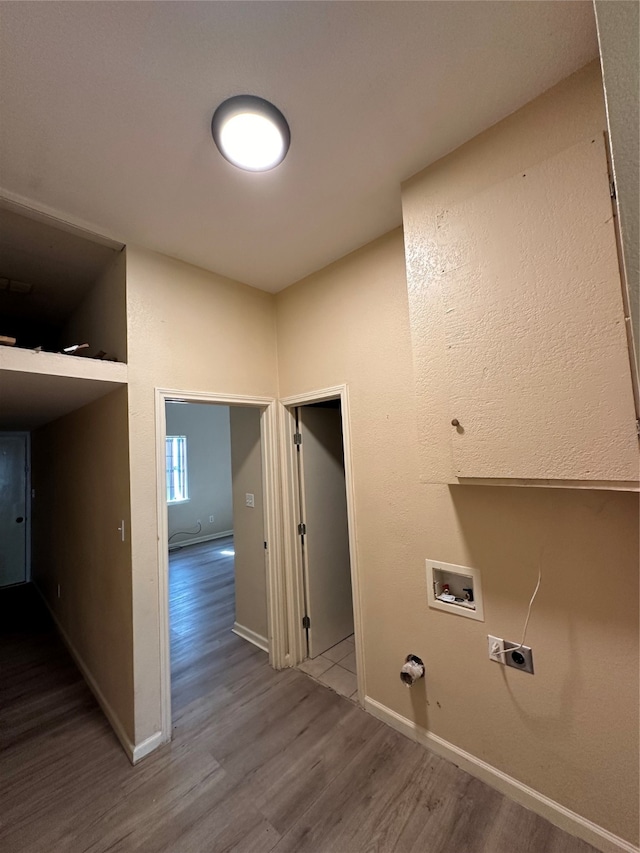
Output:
[165, 400, 270, 719]
[296, 401, 353, 658]
[155, 389, 283, 745]
[0, 432, 30, 588]
[280, 385, 363, 703]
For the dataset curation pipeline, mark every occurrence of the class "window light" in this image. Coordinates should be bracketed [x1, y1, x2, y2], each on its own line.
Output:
[166, 435, 189, 503]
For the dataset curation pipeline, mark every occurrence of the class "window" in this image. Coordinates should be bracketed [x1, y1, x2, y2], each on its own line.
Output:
[166, 436, 188, 503]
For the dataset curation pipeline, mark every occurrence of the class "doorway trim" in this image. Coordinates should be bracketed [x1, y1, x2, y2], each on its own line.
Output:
[278, 384, 364, 703]
[155, 388, 286, 744]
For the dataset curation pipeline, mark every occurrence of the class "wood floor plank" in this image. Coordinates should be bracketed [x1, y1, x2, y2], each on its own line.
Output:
[269, 725, 428, 853]
[149, 787, 281, 853]
[0, 540, 601, 853]
[61, 746, 226, 853]
[232, 683, 382, 834]
[345, 748, 473, 853]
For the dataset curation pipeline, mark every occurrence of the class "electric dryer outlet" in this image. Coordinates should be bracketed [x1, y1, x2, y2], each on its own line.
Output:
[503, 641, 534, 674]
[487, 635, 534, 674]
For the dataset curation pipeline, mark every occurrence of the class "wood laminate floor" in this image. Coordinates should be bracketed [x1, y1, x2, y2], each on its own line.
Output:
[0, 538, 598, 853]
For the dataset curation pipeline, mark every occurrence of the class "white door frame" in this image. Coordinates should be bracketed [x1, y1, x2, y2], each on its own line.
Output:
[155, 388, 286, 743]
[0, 430, 31, 585]
[278, 384, 364, 703]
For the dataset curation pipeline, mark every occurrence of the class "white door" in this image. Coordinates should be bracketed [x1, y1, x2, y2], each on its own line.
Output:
[0, 433, 28, 587]
[298, 405, 353, 658]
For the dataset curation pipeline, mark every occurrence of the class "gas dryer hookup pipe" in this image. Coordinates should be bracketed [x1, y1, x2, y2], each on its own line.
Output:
[400, 654, 425, 686]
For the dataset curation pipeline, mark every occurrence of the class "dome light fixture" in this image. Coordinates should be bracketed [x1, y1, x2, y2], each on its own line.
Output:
[211, 95, 290, 172]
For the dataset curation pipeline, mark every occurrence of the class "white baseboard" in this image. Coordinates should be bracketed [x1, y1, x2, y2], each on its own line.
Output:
[33, 582, 137, 764]
[364, 697, 638, 853]
[232, 621, 269, 653]
[132, 730, 166, 764]
[168, 529, 233, 550]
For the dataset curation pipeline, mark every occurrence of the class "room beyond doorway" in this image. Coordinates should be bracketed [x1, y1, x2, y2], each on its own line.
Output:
[165, 399, 268, 723]
[154, 389, 284, 745]
[170, 536, 268, 718]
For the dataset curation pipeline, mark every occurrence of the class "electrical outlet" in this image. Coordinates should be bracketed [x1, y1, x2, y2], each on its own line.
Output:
[487, 634, 504, 662]
[245, 493, 255, 508]
[209, 515, 214, 523]
[504, 641, 534, 674]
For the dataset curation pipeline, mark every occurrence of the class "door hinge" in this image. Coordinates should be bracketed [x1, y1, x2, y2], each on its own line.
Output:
[302, 615, 311, 630]
[636, 418, 640, 438]
[293, 432, 302, 445]
[264, 541, 268, 550]
[297, 522, 306, 536]
[610, 178, 617, 200]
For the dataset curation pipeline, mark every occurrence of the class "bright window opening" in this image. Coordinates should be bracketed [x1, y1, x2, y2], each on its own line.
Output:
[166, 435, 189, 503]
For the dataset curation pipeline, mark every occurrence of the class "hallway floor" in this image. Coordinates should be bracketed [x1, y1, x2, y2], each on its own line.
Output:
[0, 544, 598, 853]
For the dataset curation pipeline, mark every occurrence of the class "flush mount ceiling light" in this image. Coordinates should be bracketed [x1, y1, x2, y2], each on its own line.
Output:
[211, 95, 290, 172]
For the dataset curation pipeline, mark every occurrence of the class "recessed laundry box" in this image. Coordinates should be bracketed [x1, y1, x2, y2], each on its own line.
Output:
[426, 559, 484, 621]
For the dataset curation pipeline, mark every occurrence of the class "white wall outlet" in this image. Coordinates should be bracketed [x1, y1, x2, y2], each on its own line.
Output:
[209, 515, 214, 523]
[245, 493, 255, 508]
[487, 634, 505, 662]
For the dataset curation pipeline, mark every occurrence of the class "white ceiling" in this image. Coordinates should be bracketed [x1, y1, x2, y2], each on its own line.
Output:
[0, 1, 598, 292]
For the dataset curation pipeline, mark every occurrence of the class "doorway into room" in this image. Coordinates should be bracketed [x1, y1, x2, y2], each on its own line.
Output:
[155, 390, 282, 743]
[280, 386, 362, 704]
[165, 400, 270, 721]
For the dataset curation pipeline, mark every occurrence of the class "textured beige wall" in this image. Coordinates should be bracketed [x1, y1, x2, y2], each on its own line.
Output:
[412, 132, 637, 483]
[276, 68, 639, 841]
[166, 403, 233, 544]
[126, 246, 277, 742]
[230, 406, 268, 642]
[403, 61, 627, 486]
[595, 0, 639, 367]
[31, 387, 134, 742]
[63, 249, 127, 362]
